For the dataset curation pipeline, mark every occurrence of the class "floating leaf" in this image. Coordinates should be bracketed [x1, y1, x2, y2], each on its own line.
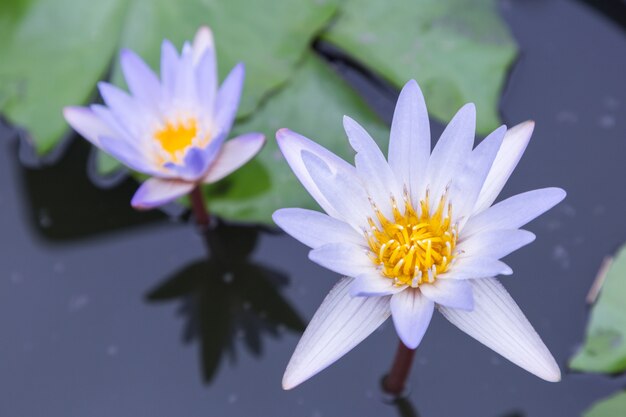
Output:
[0, 0, 339, 156]
[584, 391, 626, 417]
[571, 244, 626, 373]
[200, 52, 388, 224]
[0, 0, 127, 154]
[321, 0, 517, 134]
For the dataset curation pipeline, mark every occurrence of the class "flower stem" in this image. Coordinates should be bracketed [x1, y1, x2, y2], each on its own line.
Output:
[383, 340, 416, 397]
[190, 186, 211, 231]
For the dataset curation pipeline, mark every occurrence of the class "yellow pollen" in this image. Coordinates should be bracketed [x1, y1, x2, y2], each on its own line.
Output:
[366, 193, 457, 287]
[154, 118, 199, 163]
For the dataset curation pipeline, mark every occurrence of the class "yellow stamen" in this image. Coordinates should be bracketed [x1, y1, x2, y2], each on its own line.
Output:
[366, 192, 458, 287]
[153, 118, 200, 163]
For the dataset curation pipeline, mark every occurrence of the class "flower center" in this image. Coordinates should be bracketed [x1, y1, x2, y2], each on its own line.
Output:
[154, 118, 200, 163]
[366, 191, 457, 287]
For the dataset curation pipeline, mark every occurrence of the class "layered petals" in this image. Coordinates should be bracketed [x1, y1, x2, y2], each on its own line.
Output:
[282, 278, 391, 390]
[419, 279, 474, 310]
[131, 177, 195, 210]
[439, 278, 561, 382]
[473, 121, 534, 213]
[272, 208, 364, 249]
[390, 289, 435, 349]
[204, 133, 266, 183]
[388, 79, 430, 198]
[308, 243, 373, 277]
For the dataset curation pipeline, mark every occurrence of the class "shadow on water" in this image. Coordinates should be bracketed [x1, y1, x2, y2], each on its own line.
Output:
[387, 395, 524, 417]
[146, 219, 305, 384]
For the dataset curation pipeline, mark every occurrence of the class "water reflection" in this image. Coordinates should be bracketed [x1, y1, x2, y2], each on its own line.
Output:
[388, 396, 523, 417]
[146, 219, 305, 384]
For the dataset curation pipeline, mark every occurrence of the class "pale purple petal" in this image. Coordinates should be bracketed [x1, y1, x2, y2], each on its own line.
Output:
[164, 133, 226, 181]
[195, 45, 217, 116]
[174, 41, 197, 108]
[419, 279, 473, 310]
[308, 242, 375, 277]
[282, 277, 391, 389]
[272, 208, 364, 249]
[440, 258, 512, 280]
[214, 63, 244, 136]
[388, 79, 431, 198]
[462, 188, 566, 238]
[425, 103, 476, 204]
[343, 115, 402, 217]
[350, 273, 406, 297]
[119, 49, 161, 112]
[449, 125, 506, 224]
[439, 278, 560, 382]
[160, 39, 179, 102]
[457, 229, 536, 260]
[276, 128, 357, 219]
[390, 289, 434, 349]
[301, 150, 372, 230]
[131, 177, 195, 210]
[98, 82, 148, 138]
[98, 135, 156, 175]
[203, 133, 265, 183]
[63, 106, 111, 147]
[473, 121, 534, 214]
[192, 26, 214, 64]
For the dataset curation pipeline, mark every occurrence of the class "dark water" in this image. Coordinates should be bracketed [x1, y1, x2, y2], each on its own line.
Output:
[1, 0, 625, 416]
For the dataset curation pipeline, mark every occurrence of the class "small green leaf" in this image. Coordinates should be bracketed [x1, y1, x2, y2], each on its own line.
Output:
[321, 0, 517, 134]
[584, 391, 626, 417]
[570, 245, 626, 373]
[201, 52, 389, 224]
[0, 0, 127, 154]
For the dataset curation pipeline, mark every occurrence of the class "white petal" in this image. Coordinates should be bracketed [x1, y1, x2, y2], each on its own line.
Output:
[203, 133, 265, 183]
[473, 121, 534, 214]
[462, 188, 566, 238]
[343, 115, 402, 216]
[449, 125, 506, 224]
[276, 128, 357, 219]
[388, 80, 431, 198]
[63, 106, 111, 147]
[272, 208, 364, 249]
[439, 278, 561, 382]
[350, 273, 406, 297]
[457, 229, 536, 260]
[440, 257, 512, 280]
[192, 26, 214, 64]
[301, 149, 372, 230]
[420, 279, 473, 310]
[282, 277, 391, 389]
[390, 289, 434, 349]
[131, 178, 195, 210]
[425, 103, 476, 204]
[308, 242, 374, 277]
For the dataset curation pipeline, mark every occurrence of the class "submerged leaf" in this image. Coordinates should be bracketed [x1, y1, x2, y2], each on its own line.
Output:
[321, 0, 517, 134]
[571, 245, 626, 373]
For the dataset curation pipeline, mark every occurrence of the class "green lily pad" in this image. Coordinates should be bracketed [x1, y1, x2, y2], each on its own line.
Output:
[200, 52, 389, 224]
[0, 0, 339, 156]
[584, 392, 626, 417]
[570, 244, 626, 373]
[321, 0, 517, 134]
[0, 0, 127, 154]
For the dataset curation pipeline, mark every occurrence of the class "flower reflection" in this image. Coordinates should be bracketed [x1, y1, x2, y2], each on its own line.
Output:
[146, 220, 305, 384]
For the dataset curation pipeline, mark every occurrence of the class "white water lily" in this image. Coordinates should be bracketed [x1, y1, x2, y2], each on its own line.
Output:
[274, 80, 565, 389]
[64, 26, 265, 209]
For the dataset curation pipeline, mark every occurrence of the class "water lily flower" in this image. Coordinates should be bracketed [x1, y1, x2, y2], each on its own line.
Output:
[64, 26, 265, 209]
[273, 80, 565, 389]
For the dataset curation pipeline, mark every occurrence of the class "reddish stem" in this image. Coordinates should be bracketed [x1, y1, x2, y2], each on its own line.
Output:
[190, 186, 210, 230]
[382, 340, 416, 397]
